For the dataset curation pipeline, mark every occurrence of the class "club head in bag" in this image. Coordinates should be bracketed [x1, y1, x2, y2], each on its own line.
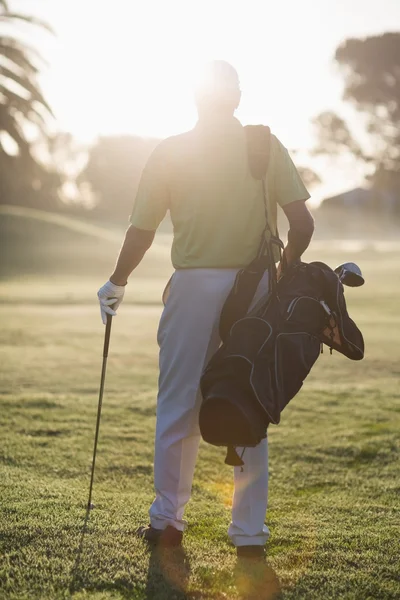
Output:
[334, 262, 365, 287]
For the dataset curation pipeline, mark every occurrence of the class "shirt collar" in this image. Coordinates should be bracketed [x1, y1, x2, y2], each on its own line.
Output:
[196, 115, 242, 132]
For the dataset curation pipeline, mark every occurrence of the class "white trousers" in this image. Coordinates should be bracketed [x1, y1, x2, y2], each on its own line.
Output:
[149, 269, 269, 547]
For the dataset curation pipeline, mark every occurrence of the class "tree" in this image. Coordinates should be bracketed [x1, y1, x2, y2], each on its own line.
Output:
[336, 33, 400, 172]
[0, 0, 57, 207]
[296, 165, 321, 189]
[312, 111, 363, 158]
[313, 33, 400, 212]
[79, 135, 158, 222]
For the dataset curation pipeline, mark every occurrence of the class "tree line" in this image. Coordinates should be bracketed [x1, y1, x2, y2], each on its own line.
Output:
[0, 1, 399, 221]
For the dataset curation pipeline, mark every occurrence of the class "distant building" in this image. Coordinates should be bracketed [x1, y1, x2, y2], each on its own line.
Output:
[320, 186, 398, 216]
[321, 187, 374, 211]
[313, 186, 399, 238]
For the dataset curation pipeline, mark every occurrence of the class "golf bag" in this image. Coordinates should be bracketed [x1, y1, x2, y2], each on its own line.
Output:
[199, 258, 364, 465]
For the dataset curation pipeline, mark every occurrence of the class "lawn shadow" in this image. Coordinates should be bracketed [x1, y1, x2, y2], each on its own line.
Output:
[70, 515, 191, 599]
[145, 545, 191, 599]
[143, 549, 281, 600]
[68, 510, 280, 600]
[68, 507, 139, 598]
[234, 559, 282, 600]
[69, 504, 91, 595]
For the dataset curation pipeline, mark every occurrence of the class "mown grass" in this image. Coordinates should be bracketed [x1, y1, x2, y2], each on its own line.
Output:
[0, 209, 399, 599]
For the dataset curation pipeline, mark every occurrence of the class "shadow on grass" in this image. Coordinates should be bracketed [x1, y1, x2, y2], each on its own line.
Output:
[145, 548, 281, 600]
[69, 512, 280, 599]
[68, 503, 189, 599]
[145, 546, 191, 599]
[234, 559, 281, 600]
[69, 504, 91, 595]
[68, 506, 138, 598]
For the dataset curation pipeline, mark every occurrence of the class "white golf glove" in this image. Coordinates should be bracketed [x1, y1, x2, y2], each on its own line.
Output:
[97, 280, 126, 325]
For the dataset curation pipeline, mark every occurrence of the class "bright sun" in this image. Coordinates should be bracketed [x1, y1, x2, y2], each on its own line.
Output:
[37, 0, 341, 152]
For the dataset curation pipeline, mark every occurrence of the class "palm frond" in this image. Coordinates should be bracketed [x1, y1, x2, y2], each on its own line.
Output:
[0, 64, 53, 116]
[0, 104, 30, 155]
[0, 40, 41, 77]
[0, 4, 55, 198]
[0, 13, 55, 35]
[0, 84, 49, 134]
[0, 36, 47, 69]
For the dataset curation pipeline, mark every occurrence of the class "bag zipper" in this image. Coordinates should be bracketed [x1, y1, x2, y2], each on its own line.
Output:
[286, 296, 321, 320]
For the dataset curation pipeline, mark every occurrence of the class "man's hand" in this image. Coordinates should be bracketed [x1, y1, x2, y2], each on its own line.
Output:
[96, 226, 155, 324]
[97, 280, 126, 325]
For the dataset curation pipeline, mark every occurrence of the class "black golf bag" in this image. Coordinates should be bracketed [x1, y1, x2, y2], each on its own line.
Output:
[199, 258, 364, 465]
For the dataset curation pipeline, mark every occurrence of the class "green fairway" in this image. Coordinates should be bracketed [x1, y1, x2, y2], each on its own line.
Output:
[0, 208, 399, 599]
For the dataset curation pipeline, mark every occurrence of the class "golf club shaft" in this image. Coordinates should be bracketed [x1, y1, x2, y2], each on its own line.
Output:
[87, 313, 113, 509]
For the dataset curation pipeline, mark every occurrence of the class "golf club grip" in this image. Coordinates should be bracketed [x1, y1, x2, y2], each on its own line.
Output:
[103, 314, 113, 357]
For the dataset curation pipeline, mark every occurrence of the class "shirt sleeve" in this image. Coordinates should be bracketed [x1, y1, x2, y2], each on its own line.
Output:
[271, 136, 310, 208]
[129, 141, 170, 230]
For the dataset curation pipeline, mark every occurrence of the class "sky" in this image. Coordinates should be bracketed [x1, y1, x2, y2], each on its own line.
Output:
[7, 0, 400, 200]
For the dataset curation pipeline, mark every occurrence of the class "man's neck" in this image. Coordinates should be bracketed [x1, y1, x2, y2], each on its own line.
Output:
[197, 110, 239, 128]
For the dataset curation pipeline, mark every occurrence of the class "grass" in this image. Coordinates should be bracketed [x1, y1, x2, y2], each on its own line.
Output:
[0, 207, 399, 599]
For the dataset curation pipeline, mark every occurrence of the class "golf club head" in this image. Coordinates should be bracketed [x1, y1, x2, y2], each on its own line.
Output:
[334, 262, 365, 287]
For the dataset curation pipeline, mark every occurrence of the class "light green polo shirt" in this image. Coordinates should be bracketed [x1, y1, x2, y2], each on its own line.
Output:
[130, 116, 310, 269]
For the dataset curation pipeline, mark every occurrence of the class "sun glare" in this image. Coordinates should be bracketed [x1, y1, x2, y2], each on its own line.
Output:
[37, 0, 346, 151]
[32, 0, 400, 202]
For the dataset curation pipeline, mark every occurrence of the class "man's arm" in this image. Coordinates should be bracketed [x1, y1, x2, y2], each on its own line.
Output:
[270, 135, 313, 269]
[281, 199, 314, 266]
[109, 225, 155, 285]
[97, 140, 169, 324]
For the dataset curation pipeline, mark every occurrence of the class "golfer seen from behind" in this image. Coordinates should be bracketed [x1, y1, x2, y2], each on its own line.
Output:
[98, 61, 314, 557]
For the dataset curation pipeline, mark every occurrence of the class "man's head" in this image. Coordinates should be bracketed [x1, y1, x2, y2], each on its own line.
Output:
[195, 60, 241, 117]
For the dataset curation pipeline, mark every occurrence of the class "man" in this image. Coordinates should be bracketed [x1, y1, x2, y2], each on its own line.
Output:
[97, 61, 314, 558]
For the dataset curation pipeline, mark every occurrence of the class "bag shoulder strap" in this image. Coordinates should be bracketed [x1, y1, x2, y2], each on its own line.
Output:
[245, 125, 283, 267]
[244, 125, 271, 180]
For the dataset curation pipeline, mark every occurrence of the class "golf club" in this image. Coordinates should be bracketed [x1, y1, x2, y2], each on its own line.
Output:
[86, 311, 113, 510]
[334, 262, 365, 287]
